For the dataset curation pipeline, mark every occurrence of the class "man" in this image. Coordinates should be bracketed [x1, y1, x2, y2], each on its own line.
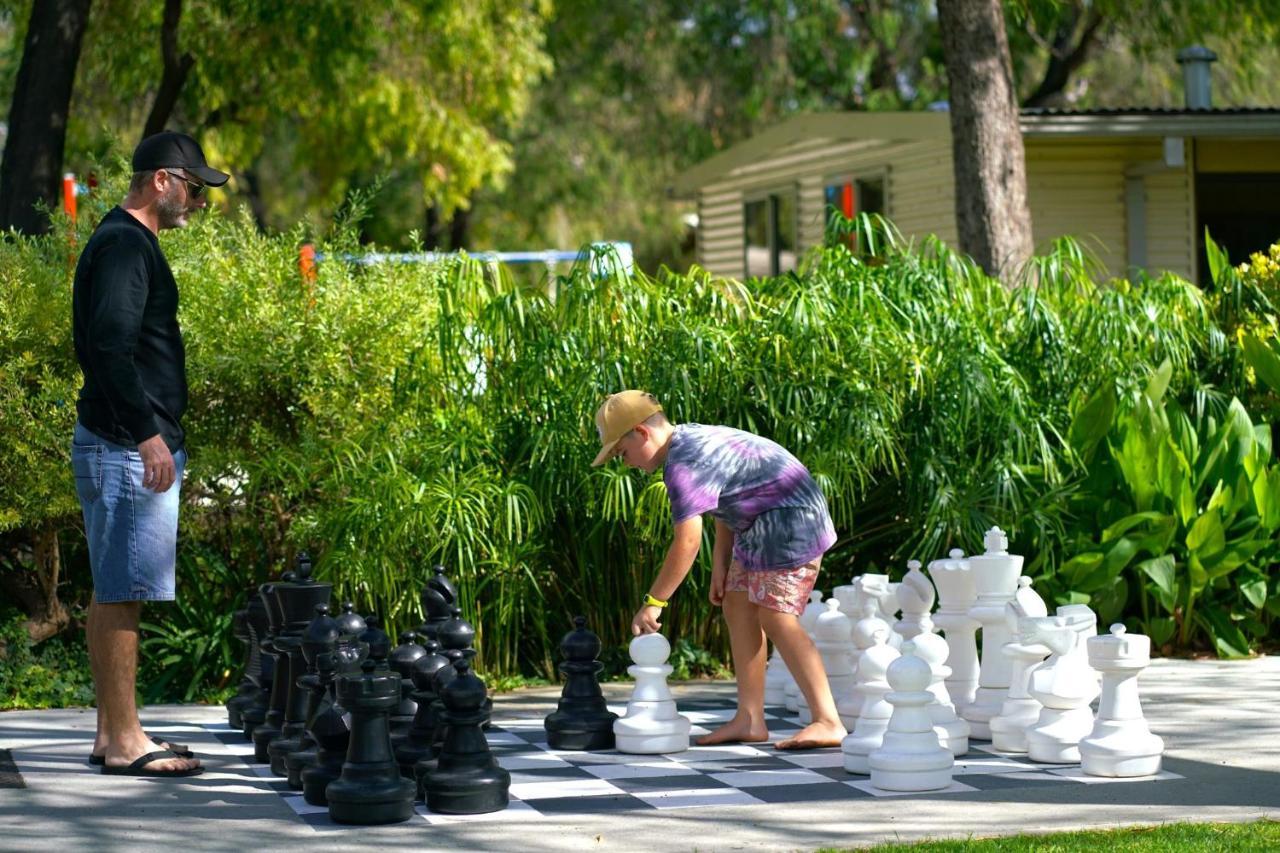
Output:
[71, 131, 228, 777]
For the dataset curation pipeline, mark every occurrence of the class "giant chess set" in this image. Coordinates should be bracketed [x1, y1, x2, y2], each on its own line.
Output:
[213, 528, 1176, 827]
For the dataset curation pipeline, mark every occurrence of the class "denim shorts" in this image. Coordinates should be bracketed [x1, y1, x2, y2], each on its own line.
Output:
[71, 422, 185, 603]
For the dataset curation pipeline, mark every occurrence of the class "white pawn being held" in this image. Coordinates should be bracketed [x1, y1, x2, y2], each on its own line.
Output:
[613, 633, 691, 754]
[868, 640, 955, 792]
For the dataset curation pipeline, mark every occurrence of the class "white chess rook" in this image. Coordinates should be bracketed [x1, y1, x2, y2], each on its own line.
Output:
[911, 631, 970, 756]
[927, 549, 979, 713]
[841, 628, 899, 774]
[1080, 624, 1165, 777]
[989, 577, 1051, 753]
[960, 528, 1023, 739]
[868, 641, 955, 792]
[613, 633, 691, 754]
[894, 560, 936, 641]
[1023, 604, 1100, 763]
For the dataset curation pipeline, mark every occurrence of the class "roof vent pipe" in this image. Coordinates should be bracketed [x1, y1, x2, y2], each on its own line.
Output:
[1176, 45, 1217, 110]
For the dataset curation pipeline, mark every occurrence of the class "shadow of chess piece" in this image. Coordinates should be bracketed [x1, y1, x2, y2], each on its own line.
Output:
[326, 652, 416, 824]
[238, 591, 273, 741]
[423, 658, 511, 815]
[545, 616, 618, 750]
[268, 553, 332, 776]
[286, 603, 341, 789]
[396, 639, 449, 788]
[389, 632, 426, 747]
[301, 605, 367, 807]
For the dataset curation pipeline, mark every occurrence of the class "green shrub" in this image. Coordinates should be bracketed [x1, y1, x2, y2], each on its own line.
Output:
[0, 613, 94, 710]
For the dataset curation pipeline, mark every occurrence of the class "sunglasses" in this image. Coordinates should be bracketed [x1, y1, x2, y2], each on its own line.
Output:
[167, 170, 207, 199]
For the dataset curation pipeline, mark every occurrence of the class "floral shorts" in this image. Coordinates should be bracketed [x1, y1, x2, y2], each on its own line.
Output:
[724, 556, 822, 616]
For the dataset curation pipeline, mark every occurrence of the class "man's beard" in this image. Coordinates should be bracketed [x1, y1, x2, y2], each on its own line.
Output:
[155, 186, 192, 229]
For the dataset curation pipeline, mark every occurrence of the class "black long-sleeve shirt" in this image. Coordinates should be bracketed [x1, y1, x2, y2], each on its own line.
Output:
[72, 207, 187, 451]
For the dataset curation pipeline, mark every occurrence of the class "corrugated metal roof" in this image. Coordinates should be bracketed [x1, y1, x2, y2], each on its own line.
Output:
[1021, 106, 1280, 116]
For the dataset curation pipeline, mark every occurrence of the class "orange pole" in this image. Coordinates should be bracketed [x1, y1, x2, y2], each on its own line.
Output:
[63, 173, 77, 221]
[299, 243, 317, 282]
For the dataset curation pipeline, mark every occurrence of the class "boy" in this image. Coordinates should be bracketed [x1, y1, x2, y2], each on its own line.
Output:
[592, 390, 846, 749]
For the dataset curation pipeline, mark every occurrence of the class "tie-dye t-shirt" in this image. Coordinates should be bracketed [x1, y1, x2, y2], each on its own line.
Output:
[663, 423, 837, 571]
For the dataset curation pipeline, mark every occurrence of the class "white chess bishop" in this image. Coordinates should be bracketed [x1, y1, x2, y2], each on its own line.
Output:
[868, 641, 955, 792]
[960, 527, 1023, 739]
[799, 599, 857, 725]
[911, 631, 970, 756]
[927, 548, 979, 713]
[841, 628, 900, 773]
[613, 633, 691, 754]
[836, 599, 894, 727]
[894, 560, 936, 641]
[988, 577, 1051, 753]
[1022, 604, 1100, 763]
[786, 591, 826, 712]
[1079, 624, 1164, 777]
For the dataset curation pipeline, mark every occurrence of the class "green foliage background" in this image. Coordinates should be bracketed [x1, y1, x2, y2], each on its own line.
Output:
[1, 179, 1277, 705]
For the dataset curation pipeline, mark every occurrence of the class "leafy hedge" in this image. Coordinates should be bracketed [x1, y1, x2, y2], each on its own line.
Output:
[1, 176, 1276, 704]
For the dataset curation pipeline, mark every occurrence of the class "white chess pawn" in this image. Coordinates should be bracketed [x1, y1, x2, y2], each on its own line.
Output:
[764, 642, 791, 706]
[799, 599, 856, 725]
[613, 633, 691, 754]
[989, 577, 1051, 753]
[1080, 624, 1164, 777]
[786, 590, 825, 712]
[927, 549, 979, 713]
[836, 599, 892, 727]
[841, 628, 900, 773]
[960, 527, 1023, 739]
[868, 641, 955, 791]
[894, 560, 936, 641]
[911, 631, 970, 756]
[1023, 604, 1100, 763]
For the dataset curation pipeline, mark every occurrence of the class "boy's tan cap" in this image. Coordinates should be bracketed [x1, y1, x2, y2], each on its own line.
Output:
[591, 390, 662, 466]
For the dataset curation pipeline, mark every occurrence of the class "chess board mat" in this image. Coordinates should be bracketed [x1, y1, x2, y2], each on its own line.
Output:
[204, 701, 1182, 827]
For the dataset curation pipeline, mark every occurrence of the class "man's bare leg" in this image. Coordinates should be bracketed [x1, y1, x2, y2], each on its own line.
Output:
[759, 608, 846, 749]
[696, 591, 770, 745]
[87, 595, 111, 752]
[89, 599, 199, 771]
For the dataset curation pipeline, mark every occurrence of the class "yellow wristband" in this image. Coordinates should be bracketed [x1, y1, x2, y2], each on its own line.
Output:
[643, 593, 669, 609]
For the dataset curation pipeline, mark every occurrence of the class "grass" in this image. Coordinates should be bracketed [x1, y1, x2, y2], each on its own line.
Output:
[823, 819, 1280, 851]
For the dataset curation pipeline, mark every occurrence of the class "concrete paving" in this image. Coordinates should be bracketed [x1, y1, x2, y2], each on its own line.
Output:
[1, 656, 1278, 852]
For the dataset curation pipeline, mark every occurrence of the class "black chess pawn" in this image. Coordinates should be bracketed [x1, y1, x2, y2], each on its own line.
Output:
[267, 554, 332, 776]
[326, 651, 416, 824]
[389, 632, 427, 746]
[359, 615, 392, 661]
[417, 565, 458, 644]
[545, 616, 618, 750]
[334, 601, 367, 643]
[395, 639, 449, 787]
[238, 591, 273, 740]
[414, 647, 465, 795]
[436, 608, 493, 728]
[422, 658, 510, 815]
[301, 648, 353, 806]
[285, 603, 341, 789]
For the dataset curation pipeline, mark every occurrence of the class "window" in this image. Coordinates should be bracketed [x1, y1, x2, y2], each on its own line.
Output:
[743, 191, 797, 277]
[824, 175, 886, 221]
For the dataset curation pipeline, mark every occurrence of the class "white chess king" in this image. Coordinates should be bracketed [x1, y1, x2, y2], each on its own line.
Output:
[613, 633, 691, 754]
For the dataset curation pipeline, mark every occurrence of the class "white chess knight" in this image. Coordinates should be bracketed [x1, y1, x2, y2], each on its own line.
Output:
[1079, 624, 1165, 777]
[960, 527, 1024, 739]
[841, 627, 900, 773]
[836, 599, 894, 727]
[927, 548, 979, 713]
[799, 599, 857, 725]
[988, 577, 1051, 753]
[786, 591, 826, 712]
[1022, 604, 1100, 763]
[868, 640, 955, 792]
[613, 633, 691, 754]
[911, 631, 970, 756]
[894, 560, 936, 641]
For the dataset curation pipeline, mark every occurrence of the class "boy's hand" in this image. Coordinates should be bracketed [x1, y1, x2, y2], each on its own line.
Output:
[709, 564, 727, 606]
[631, 605, 663, 635]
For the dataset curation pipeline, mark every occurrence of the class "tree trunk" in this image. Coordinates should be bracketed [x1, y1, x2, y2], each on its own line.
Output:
[142, 0, 195, 139]
[936, 0, 1034, 282]
[241, 166, 269, 232]
[449, 204, 471, 252]
[0, 0, 92, 236]
[1022, 11, 1105, 109]
[424, 202, 446, 251]
[0, 527, 71, 649]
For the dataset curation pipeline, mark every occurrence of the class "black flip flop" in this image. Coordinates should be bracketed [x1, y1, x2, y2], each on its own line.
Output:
[100, 749, 203, 777]
[89, 735, 195, 765]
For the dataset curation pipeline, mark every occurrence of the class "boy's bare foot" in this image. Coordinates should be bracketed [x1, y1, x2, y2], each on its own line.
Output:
[774, 720, 846, 750]
[695, 717, 769, 746]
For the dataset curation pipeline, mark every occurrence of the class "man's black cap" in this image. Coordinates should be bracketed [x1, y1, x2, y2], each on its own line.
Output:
[131, 131, 230, 187]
